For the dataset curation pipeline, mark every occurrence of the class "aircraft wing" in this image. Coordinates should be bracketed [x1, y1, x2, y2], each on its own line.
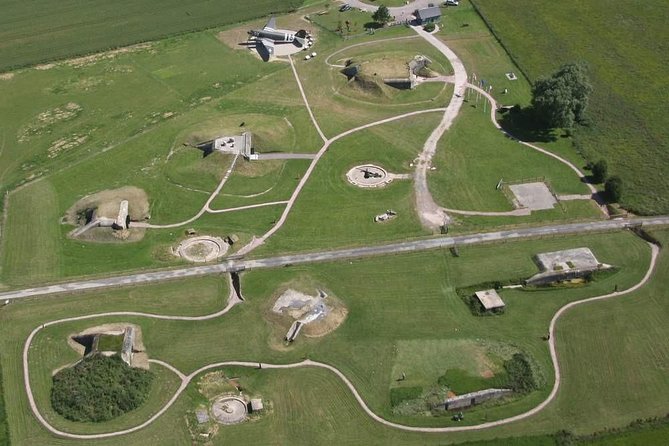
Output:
[261, 38, 275, 54]
[264, 17, 277, 31]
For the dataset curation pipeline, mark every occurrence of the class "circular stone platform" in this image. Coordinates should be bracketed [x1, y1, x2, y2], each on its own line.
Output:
[175, 236, 228, 263]
[346, 164, 391, 188]
[211, 397, 247, 425]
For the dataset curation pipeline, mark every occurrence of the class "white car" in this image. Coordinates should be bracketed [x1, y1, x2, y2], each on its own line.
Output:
[444, 0, 459, 6]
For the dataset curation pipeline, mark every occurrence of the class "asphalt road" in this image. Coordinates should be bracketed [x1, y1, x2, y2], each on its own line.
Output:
[2, 216, 667, 301]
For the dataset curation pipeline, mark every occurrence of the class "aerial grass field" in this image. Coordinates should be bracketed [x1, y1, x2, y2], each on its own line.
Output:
[0, 0, 304, 72]
[471, 0, 669, 215]
[0, 230, 655, 445]
[428, 103, 591, 211]
[258, 112, 445, 255]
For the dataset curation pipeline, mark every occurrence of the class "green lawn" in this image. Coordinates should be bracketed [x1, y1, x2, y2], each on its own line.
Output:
[428, 103, 591, 212]
[258, 112, 444, 255]
[471, 0, 669, 215]
[0, 361, 7, 446]
[0, 0, 304, 72]
[0, 231, 655, 444]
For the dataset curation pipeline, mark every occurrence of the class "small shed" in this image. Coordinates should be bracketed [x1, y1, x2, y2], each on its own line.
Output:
[415, 7, 442, 25]
[474, 289, 505, 311]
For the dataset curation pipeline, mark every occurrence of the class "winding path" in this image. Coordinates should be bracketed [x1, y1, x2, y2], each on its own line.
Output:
[21, 242, 660, 438]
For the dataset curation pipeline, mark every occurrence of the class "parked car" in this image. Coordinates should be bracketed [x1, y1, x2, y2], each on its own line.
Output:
[339, 4, 352, 12]
[444, 0, 459, 6]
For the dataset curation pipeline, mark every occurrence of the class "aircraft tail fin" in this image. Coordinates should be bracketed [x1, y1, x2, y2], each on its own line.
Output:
[295, 30, 308, 47]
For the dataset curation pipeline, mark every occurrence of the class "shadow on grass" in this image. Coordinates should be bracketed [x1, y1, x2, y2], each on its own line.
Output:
[498, 106, 557, 143]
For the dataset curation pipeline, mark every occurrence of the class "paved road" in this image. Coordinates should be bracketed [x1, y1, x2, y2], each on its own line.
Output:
[3, 216, 667, 301]
[21, 240, 661, 438]
[254, 153, 317, 160]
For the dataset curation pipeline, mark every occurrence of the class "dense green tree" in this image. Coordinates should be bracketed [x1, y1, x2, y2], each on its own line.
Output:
[591, 159, 608, 183]
[605, 176, 624, 202]
[372, 5, 393, 25]
[51, 354, 153, 422]
[531, 62, 593, 128]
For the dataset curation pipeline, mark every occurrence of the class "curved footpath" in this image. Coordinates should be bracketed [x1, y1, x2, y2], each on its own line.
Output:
[410, 25, 468, 230]
[21, 242, 660, 438]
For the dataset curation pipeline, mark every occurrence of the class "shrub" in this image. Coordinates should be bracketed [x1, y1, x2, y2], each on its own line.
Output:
[605, 175, 623, 202]
[591, 159, 608, 183]
[423, 23, 436, 32]
[51, 354, 153, 422]
[504, 353, 537, 393]
[390, 386, 423, 407]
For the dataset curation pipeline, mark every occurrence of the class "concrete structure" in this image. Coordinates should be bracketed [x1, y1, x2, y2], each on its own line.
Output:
[174, 236, 229, 263]
[414, 7, 441, 25]
[508, 182, 557, 211]
[527, 247, 607, 285]
[250, 399, 264, 412]
[474, 289, 505, 311]
[120, 326, 135, 366]
[346, 165, 391, 188]
[211, 397, 247, 425]
[210, 132, 254, 159]
[439, 388, 512, 410]
[384, 55, 434, 90]
[115, 200, 129, 230]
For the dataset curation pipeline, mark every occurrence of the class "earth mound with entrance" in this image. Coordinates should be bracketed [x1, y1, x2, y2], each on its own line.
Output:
[65, 186, 149, 242]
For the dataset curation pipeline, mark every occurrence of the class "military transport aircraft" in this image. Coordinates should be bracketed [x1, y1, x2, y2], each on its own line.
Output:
[248, 17, 307, 56]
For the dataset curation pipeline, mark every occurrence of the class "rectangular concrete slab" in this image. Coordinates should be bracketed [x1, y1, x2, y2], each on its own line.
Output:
[509, 182, 557, 210]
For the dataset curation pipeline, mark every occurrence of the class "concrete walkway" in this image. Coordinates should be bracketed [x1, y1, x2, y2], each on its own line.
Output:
[410, 25, 468, 230]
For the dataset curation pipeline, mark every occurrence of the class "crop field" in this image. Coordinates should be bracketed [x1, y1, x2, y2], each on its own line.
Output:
[471, 0, 669, 215]
[0, 0, 304, 72]
[0, 230, 660, 444]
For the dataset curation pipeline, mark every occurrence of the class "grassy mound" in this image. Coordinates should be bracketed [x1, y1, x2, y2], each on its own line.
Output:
[51, 354, 154, 422]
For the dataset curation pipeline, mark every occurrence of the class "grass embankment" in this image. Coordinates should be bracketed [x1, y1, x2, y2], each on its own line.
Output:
[0, 0, 304, 72]
[471, 0, 669, 215]
[2, 231, 652, 444]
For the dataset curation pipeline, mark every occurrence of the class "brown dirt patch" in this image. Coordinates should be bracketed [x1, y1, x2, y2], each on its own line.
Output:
[480, 369, 495, 379]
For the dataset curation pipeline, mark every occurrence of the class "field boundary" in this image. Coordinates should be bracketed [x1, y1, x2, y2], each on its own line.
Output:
[469, 0, 533, 85]
[0, 2, 304, 73]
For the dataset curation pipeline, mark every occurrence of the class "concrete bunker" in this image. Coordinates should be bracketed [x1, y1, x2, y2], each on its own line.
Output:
[270, 288, 347, 344]
[174, 236, 229, 263]
[527, 247, 610, 285]
[195, 131, 256, 160]
[68, 323, 148, 370]
[65, 186, 149, 241]
[211, 396, 248, 425]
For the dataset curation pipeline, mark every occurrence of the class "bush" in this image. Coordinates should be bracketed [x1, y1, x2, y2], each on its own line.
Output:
[591, 159, 608, 183]
[390, 386, 423, 407]
[423, 23, 436, 32]
[605, 175, 623, 202]
[504, 353, 537, 393]
[51, 354, 153, 422]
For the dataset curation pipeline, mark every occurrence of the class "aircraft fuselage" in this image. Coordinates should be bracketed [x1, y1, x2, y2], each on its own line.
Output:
[248, 29, 297, 44]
